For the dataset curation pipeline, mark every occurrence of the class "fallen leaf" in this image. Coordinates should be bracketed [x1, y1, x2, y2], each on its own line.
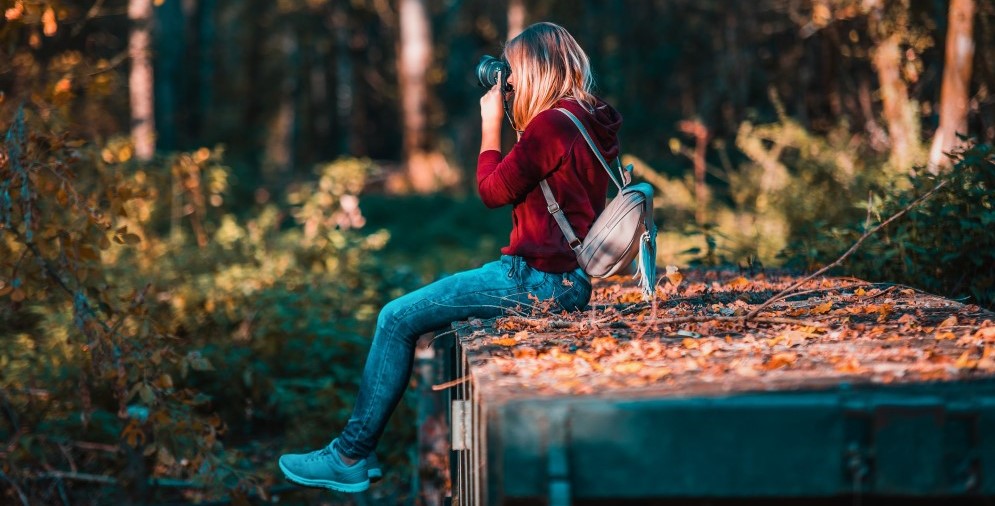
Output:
[591, 336, 618, 354]
[728, 276, 750, 289]
[974, 327, 995, 342]
[938, 316, 958, 328]
[613, 361, 644, 374]
[896, 313, 917, 325]
[513, 347, 537, 359]
[641, 366, 671, 381]
[665, 265, 683, 286]
[811, 301, 833, 315]
[875, 303, 895, 322]
[835, 357, 862, 373]
[934, 331, 956, 341]
[699, 341, 716, 356]
[764, 352, 797, 370]
[491, 338, 518, 346]
[955, 350, 977, 369]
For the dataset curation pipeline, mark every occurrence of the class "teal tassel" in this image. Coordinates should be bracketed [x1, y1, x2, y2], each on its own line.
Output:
[633, 225, 657, 301]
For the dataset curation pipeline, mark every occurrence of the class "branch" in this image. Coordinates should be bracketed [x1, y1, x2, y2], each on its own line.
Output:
[0, 471, 30, 506]
[746, 178, 949, 320]
[33, 471, 203, 489]
[502, 315, 824, 332]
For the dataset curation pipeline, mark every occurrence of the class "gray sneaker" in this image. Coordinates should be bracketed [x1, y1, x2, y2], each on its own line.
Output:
[278, 439, 369, 493]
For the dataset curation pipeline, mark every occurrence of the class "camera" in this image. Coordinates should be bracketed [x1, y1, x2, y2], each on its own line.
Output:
[475, 55, 511, 92]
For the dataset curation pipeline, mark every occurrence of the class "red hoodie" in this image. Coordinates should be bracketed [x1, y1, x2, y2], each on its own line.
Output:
[477, 97, 623, 273]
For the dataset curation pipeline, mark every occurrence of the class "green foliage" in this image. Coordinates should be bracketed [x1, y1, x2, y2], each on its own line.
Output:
[1, 107, 421, 503]
[781, 142, 995, 308]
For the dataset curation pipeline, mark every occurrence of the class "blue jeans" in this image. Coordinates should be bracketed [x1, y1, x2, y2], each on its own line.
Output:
[334, 255, 591, 459]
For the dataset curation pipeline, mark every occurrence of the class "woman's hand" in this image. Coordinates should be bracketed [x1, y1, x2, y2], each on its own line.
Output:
[479, 78, 504, 153]
[480, 82, 504, 128]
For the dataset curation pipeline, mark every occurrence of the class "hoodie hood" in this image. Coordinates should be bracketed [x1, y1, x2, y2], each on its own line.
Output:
[556, 97, 623, 160]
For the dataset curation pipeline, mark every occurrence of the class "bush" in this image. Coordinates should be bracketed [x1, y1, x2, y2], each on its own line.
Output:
[1, 107, 420, 504]
[781, 142, 995, 308]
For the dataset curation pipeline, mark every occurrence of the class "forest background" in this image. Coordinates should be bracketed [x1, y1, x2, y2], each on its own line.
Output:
[1, 0, 994, 504]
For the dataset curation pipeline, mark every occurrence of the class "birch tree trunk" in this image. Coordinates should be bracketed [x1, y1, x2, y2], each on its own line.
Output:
[871, 33, 919, 172]
[929, 0, 975, 171]
[397, 0, 457, 193]
[128, 0, 155, 161]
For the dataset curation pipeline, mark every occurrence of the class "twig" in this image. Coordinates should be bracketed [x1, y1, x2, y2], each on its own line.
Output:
[648, 315, 825, 328]
[33, 471, 203, 488]
[746, 178, 949, 321]
[0, 470, 29, 506]
[502, 315, 824, 331]
[431, 375, 469, 391]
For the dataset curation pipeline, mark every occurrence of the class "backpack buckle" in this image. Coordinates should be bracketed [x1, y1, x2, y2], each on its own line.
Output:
[547, 202, 560, 214]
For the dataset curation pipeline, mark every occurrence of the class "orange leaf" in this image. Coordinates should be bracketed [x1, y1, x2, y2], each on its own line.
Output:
[975, 327, 995, 342]
[934, 331, 956, 341]
[613, 361, 644, 374]
[491, 338, 517, 346]
[42, 7, 57, 36]
[765, 352, 797, 370]
[811, 301, 833, 315]
[513, 347, 538, 359]
[937, 316, 958, 328]
[665, 265, 683, 286]
[591, 336, 618, 354]
[955, 350, 977, 369]
[875, 303, 894, 322]
[727, 276, 750, 289]
[121, 419, 145, 447]
[835, 357, 862, 373]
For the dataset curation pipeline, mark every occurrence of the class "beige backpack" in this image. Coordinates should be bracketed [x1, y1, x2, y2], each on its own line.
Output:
[539, 108, 657, 300]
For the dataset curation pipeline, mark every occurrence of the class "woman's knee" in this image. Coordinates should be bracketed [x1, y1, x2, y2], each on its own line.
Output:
[376, 298, 404, 333]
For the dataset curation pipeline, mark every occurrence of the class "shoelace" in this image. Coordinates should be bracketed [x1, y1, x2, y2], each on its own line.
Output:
[304, 447, 332, 463]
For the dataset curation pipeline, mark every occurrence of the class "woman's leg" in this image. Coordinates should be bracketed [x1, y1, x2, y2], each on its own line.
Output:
[334, 255, 590, 459]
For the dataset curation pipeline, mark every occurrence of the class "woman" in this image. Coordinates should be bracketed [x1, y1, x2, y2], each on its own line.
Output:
[278, 21, 622, 493]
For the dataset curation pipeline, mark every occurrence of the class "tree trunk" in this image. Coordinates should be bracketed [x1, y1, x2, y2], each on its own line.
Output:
[871, 32, 920, 172]
[929, 0, 975, 171]
[330, 2, 353, 157]
[264, 29, 297, 178]
[397, 0, 456, 193]
[507, 0, 525, 40]
[128, 0, 155, 161]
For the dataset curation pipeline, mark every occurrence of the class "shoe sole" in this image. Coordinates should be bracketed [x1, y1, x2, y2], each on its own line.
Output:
[279, 460, 370, 493]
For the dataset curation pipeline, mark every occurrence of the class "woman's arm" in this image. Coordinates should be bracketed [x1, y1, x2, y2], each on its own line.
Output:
[479, 81, 503, 154]
[476, 108, 573, 209]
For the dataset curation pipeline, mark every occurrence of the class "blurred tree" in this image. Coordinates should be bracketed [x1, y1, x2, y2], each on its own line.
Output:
[508, 0, 526, 40]
[929, 0, 976, 171]
[865, 0, 926, 172]
[397, 0, 458, 192]
[129, 0, 156, 161]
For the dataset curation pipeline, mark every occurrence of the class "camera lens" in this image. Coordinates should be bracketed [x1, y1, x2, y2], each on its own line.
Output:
[475, 55, 510, 90]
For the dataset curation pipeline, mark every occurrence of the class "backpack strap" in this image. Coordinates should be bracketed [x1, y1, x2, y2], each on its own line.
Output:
[555, 108, 625, 190]
[540, 107, 625, 255]
[539, 179, 583, 253]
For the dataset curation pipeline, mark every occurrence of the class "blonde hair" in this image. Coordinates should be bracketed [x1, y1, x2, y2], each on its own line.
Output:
[503, 22, 596, 131]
